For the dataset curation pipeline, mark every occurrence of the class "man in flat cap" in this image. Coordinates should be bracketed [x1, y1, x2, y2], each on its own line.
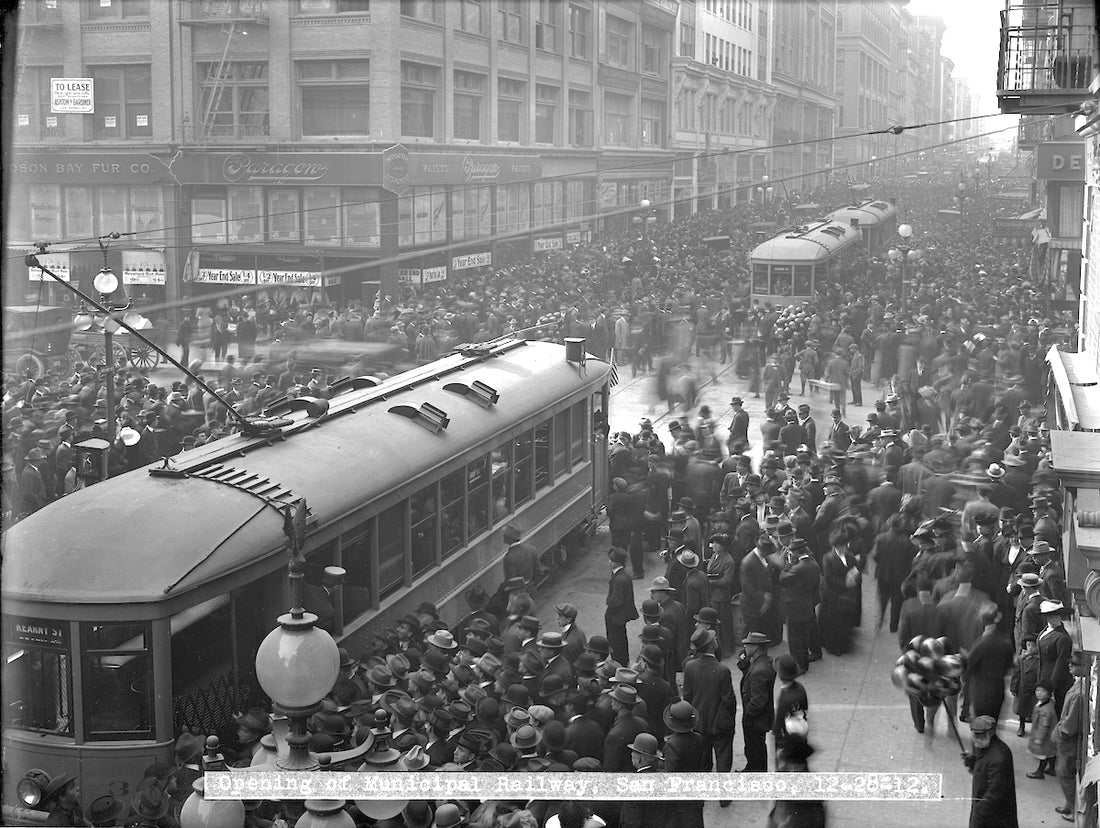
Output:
[964, 715, 1018, 828]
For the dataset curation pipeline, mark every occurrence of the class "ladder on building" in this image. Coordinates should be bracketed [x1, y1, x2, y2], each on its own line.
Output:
[198, 19, 241, 143]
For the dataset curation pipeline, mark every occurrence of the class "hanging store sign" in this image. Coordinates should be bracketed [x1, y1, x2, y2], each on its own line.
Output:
[422, 265, 448, 283]
[1036, 141, 1086, 181]
[394, 153, 542, 188]
[452, 251, 492, 270]
[382, 143, 412, 196]
[28, 251, 70, 282]
[194, 251, 257, 285]
[171, 152, 379, 186]
[534, 236, 564, 252]
[50, 78, 94, 114]
[122, 249, 167, 285]
[397, 268, 422, 284]
[3, 616, 69, 649]
[566, 230, 582, 245]
[256, 253, 323, 287]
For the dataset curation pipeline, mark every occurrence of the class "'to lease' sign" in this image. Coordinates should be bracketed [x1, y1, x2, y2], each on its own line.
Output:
[51, 78, 94, 114]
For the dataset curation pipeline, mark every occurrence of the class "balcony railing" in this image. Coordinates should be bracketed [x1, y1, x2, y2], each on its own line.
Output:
[182, 121, 271, 143]
[180, 0, 268, 24]
[12, 122, 68, 143]
[998, 2, 1098, 113]
[1017, 114, 1054, 148]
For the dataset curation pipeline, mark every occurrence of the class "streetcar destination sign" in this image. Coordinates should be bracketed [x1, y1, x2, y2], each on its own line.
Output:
[50, 78, 94, 113]
[4, 616, 68, 649]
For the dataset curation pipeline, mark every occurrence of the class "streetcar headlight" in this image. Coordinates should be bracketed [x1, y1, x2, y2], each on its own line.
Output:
[17, 769, 50, 807]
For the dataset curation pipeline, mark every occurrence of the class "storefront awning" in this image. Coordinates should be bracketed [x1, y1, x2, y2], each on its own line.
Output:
[1047, 346, 1100, 432]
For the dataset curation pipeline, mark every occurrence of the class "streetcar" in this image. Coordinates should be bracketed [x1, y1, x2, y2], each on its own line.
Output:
[825, 199, 898, 254]
[749, 219, 863, 307]
[1, 338, 611, 808]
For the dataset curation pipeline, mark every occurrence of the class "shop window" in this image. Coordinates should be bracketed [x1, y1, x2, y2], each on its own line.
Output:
[340, 521, 372, 622]
[342, 188, 381, 247]
[29, 185, 62, 241]
[534, 420, 551, 491]
[304, 187, 340, 245]
[87, 0, 149, 18]
[130, 186, 165, 241]
[228, 186, 264, 243]
[192, 195, 228, 244]
[99, 187, 129, 238]
[411, 483, 438, 576]
[454, 71, 487, 141]
[2, 618, 73, 737]
[378, 502, 405, 598]
[565, 179, 588, 221]
[400, 62, 439, 138]
[66, 188, 95, 240]
[498, 78, 526, 143]
[89, 65, 152, 140]
[514, 432, 534, 506]
[267, 189, 301, 242]
[440, 469, 465, 558]
[492, 443, 512, 520]
[570, 399, 586, 463]
[298, 60, 370, 137]
[196, 61, 269, 140]
[496, 183, 530, 234]
[452, 185, 493, 242]
[553, 410, 568, 475]
[467, 453, 491, 538]
[535, 84, 559, 144]
[82, 623, 153, 740]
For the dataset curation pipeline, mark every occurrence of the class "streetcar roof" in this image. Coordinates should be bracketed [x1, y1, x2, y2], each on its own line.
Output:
[2, 341, 611, 606]
[826, 200, 898, 227]
[750, 222, 862, 262]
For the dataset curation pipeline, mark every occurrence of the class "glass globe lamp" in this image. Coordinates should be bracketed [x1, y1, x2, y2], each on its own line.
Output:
[255, 610, 339, 710]
[898, 224, 913, 240]
[93, 267, 119, 296]
[297, 801, 356, 828]
[180, 779, 245, 828]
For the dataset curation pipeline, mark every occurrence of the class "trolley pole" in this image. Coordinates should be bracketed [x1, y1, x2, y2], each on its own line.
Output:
[104, 330, 116, 444]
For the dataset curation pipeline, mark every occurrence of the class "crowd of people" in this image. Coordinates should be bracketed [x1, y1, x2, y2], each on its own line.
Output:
[7, 162, 1094, 828]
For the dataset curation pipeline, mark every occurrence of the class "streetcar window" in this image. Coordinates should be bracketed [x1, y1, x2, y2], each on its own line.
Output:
[514, 431, 534, 506]
[3, 634, 73, 737]
[793, 266, 813, 297]
[411, 483, 438, 577]
[553, 411, 568, 475]
[82, 622, 153, 741]
[752, 264, 768, 295]
[570, 400, 586, 463]
[534, 420, 551, 491]
[171, 597, 234, 737]
[770, 265, 793, 296]
[340, 526, 373, 624]
[491, 443, 513, 520]
[467, 454, 491, 539]
[378, 502, 405, 599]
[440, 469, 465, 558]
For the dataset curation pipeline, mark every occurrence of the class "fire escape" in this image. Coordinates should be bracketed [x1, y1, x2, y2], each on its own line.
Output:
[997, 0, 1099, 115]
[179, 0, 270, 143]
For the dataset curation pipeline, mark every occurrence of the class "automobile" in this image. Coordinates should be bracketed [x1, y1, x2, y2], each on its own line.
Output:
[267, 337, 414, 378]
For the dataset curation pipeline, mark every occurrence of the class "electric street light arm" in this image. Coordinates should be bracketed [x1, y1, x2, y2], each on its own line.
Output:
[25, 254, 251, 430]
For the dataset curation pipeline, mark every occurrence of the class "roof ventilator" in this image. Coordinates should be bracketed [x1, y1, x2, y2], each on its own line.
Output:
[389, 402, 450, 434]
[443, 380, 500, 409]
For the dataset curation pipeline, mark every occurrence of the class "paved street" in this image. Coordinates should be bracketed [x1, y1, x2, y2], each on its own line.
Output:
[540, 349, 1067, 827]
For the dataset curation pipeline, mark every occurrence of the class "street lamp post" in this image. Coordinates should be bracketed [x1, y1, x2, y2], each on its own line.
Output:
[957, 182, 966, 228]
[887, 223, 922, 313]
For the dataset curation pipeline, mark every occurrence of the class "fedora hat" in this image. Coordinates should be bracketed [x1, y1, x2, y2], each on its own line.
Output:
[536, 631, 566, 650]
[415, 693, 445, 715]
[502, 523, 523, 543]
[398, 613, 422, 631]
[510, 723, 543, 750]
[693, 606, 720, 626]
[386, 653, 411, 677]
[131, 788, 170, 822]
[174, 733, 204, 765]
[475, 652, 502, 676]
[504, 706, 531, 730]
[460, 684, 488, 710]
[1017, 573, 1042, 588]
[554, 602, 579, 620]
[986, 463, 1005, 479]
[426, 630, 458, 650]
[610, 667, 640, 686]
[421, 650, 450, 676]
[649, 576, 676, 593]
[447, 700, 474, 724]
[465, 617, 493, 638]
[401, 745, 430, 771]
[627, 732, 661, 759]
[607, 684, 639, 706]
[608, 547, 628, 565]
[690, 628, 716, 651]
[367, 665, 397, 688]
[1030, 540, 1052, 557]
[742, 631, 771, 646]
[663, 700, 698, 734]
[677, 549, 699, 568]
[669, 509, 689, 523]
[85, 794, 127, 826]
[337, 648, 357, 670]
[502, 576, 530, 593]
